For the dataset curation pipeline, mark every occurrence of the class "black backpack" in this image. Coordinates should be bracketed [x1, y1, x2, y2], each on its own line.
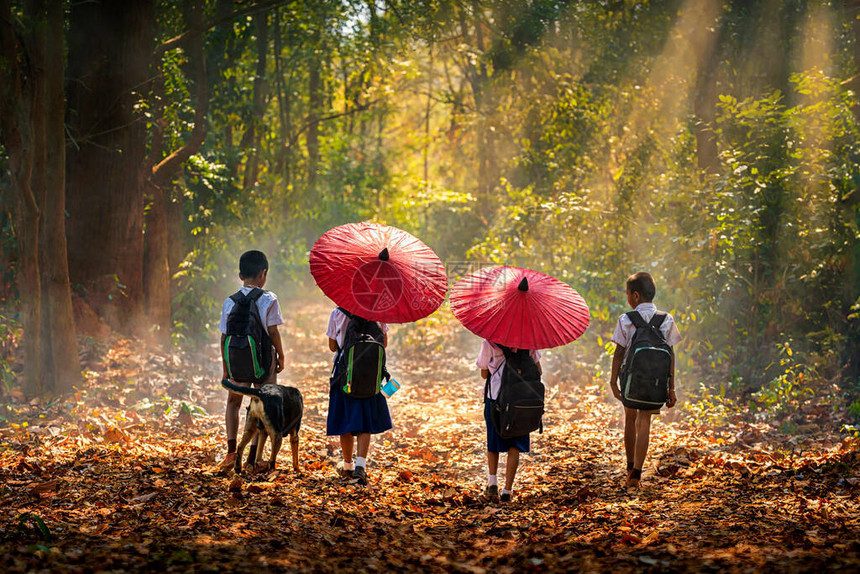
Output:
[619, 311, 673, 409]
[333, 308, 389, 399]
[224, 288, 272, 384]
[488, 346, 545, 439]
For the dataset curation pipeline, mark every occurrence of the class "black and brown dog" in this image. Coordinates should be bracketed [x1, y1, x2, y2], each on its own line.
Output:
[221, 379, 303, 474]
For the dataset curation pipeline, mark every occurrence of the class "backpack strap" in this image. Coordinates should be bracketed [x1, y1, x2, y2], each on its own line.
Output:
[230, 287, 265, 304]
[649, 312, 667, 329]
[626, 311, 648, 329]
[241, 288, 267, 329]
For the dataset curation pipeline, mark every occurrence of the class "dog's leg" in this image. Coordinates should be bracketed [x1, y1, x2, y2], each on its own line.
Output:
[255, 428, 268, 470]
[234, 418, 258, 475]
[290, 429, 300, 472]
[267, 426, 283, 472]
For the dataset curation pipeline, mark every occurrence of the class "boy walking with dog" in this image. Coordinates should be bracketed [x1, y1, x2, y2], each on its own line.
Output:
[608, 272, 681, 488]
[217, 250, 285, 472]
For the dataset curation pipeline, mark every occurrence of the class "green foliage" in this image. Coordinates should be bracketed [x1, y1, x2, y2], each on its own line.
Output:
[0, 310, 20, 391]
[751, 342, 816, 416]
[2, 0, 857, 422]
[16, 513, 53, 542]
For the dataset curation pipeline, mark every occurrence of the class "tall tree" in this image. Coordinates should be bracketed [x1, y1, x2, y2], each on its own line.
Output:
[65, 0, 155, 330]
[41, 0, 80, 392]
[0, 0, 80, 396]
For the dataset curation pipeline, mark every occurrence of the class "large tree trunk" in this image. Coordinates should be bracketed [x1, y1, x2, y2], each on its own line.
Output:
[66, 0, 155, 331]
[2, 0, 80, 396]
[41, 0, 81, 393]
[27, 0, 49, 394]
[1, 0, 43, 396]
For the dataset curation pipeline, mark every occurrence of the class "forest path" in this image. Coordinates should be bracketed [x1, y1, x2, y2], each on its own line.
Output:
[1, 295, 858, 572]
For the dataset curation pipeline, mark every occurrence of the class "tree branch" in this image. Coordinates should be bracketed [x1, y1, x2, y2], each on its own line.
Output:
[153, 0, 292, 57]
[151, 0, 208, 185]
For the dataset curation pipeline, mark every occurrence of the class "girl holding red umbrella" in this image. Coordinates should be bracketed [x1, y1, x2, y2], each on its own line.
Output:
[476, 340, 543, 501]
[451, 266, 590, 502]
[310, 222, 448, 485]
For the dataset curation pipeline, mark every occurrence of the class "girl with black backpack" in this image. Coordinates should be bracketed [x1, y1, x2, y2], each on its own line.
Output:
[325, 307, 393, 485]
[477, 341, 543, 502]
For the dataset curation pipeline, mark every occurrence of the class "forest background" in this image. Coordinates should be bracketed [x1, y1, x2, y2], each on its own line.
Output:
[1, 0, 860, 430]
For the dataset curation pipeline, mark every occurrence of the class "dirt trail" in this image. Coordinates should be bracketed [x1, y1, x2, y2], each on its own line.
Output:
[1, 295, 859, 572]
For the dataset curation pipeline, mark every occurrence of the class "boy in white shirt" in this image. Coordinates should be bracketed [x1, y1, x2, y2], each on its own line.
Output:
[217, 250, 285, 471]
[608, 272, 681, 488]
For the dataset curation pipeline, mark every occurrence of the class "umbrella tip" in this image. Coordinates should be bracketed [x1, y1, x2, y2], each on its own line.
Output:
[378, 248, 390, 261]
[517, 277, 529, 292]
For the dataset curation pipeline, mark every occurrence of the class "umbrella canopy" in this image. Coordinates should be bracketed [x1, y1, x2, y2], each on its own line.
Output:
[450, 266, 590, 349]
[309, 222, 447, 323]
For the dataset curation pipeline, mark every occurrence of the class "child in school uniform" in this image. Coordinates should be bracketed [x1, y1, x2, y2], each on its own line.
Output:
[217, 250, 285, 471]
[608, 272, 681, 488]
[476, 341, 542, 502]
[326, 307, 393, 485]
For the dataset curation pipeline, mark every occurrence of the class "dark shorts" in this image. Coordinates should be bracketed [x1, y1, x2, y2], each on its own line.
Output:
[484, 400, 530, 453]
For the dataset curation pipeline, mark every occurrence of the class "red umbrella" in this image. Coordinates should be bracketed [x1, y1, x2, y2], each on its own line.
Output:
[450, 266, 589, 349]
[309, 222, 447, 323]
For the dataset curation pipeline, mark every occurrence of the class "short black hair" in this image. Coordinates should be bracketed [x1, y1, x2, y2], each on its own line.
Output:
[239, 250, 268, 279]
[626, 272, 656, 301]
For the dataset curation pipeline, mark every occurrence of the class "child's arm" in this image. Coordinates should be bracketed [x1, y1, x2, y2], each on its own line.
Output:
[609, 344, 625, 401]
[221, 333, 229, 380]
[268, 325, 285, 373]
[666, 347, 677, 408]
[480, 368, 489, 379]
[329, 337, 339, 352]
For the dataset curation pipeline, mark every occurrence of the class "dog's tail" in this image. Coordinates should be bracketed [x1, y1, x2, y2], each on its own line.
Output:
[221, 379, 262, 397]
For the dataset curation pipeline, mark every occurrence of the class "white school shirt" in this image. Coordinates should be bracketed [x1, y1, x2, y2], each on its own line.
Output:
[476, 340, 542, 401]
[610, 302, 681, 348]
[326, 308, 389, 350]
[218, 286, 284, 333]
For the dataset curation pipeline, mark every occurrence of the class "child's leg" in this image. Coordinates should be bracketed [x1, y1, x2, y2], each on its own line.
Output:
[623, 406, 637, 470]
[503, 448, 520, 491]
[340, 434, 355, 467]
[487, 451, 500, 476]
[356, 433, 371, 466]
[225, 386, 247, 445]
[633, 410, 653, 470]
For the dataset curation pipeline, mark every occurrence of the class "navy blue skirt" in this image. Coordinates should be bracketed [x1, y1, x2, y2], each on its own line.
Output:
[484, 400, 530, 453]
[326, 382, 393, 436]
